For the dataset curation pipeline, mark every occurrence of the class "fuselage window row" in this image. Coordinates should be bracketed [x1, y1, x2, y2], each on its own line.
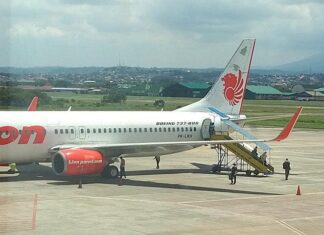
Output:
[53, 126, 198, 135]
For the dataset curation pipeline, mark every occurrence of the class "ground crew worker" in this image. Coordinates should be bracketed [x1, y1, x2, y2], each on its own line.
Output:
[230, 163, 238, 185]
[120, 157, 126, 179]
[283, 158, 291, 180]
[154, 156, 160, 169]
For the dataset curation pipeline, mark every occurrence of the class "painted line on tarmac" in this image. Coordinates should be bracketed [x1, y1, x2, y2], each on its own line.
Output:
[180, 191, 324, 204]
[282, 215, 324, 222]
[276, 220, 306, 235]
[32, 194, 38, 230]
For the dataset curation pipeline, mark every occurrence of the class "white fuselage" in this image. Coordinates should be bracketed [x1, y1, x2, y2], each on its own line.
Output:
[0, 111, 229, 163]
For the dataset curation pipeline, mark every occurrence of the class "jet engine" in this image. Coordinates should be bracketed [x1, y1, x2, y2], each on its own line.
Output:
[52, 149, 107, 176]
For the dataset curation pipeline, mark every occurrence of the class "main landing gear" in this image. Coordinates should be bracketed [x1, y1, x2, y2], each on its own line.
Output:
[101, 165, 119, 178]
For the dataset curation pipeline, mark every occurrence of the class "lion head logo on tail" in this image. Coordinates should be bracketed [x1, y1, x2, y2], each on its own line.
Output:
[221, 70, 244, 106]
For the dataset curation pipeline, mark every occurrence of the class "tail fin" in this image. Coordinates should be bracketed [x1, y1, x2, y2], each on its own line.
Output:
[177, 39, 255, 115]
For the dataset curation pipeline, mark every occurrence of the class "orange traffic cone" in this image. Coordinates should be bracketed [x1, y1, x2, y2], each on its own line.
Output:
[296, 185, 301, 195]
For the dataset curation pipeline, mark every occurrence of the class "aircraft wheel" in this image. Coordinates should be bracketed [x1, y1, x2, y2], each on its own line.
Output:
[254, 170, 259, 176]
[246, 170, 252, 176]
[101, 165, 119, 178]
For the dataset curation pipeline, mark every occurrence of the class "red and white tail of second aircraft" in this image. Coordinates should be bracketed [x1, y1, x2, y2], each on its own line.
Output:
[0, 39, 302, 178]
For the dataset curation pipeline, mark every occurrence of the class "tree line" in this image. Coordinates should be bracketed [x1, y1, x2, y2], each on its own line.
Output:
[0, 87, 52, 108]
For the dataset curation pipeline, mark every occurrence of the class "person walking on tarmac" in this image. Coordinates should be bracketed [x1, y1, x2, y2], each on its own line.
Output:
[119, 156, 126, 179]
[154, 156, 160, 169]
[283, 158, 291, 180]
[230, 163, 238, 185]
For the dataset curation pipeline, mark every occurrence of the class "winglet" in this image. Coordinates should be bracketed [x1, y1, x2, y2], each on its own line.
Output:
[273, 107, 303, 141]
[27, 96, 38, 111]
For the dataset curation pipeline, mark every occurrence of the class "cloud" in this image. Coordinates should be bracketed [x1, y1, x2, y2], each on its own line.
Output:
[1, 0, 324, 67]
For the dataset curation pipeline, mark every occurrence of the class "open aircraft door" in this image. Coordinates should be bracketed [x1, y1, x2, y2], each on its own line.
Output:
[201, 118, 212, 140]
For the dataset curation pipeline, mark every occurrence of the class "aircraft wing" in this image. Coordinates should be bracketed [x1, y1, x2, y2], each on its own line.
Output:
[49, 107, 302, 157]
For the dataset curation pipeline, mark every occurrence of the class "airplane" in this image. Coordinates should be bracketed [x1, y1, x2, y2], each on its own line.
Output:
[0, 39, 302, 178]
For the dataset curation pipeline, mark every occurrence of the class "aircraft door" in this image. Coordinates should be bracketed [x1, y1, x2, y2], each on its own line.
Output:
[79, 126, 86, 139]
[69, 126, 76, 140]
[201, 119, 212, 140]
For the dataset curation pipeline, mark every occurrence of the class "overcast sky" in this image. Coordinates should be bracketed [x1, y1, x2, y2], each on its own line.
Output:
[1, 0, 323, 68]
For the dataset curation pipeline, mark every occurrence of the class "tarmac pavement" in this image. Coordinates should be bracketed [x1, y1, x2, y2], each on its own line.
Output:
[0, 128, 323, 235]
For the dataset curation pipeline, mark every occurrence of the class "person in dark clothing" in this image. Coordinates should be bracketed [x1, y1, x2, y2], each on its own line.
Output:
[154, 156, 160, 169]
[119, 157, 126, 179]
[283, 158, 291, 180]
[230, 163, 238, 184]
[251, 146, 258, 158]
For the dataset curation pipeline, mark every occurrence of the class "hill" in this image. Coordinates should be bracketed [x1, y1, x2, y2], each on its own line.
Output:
[274, 54, 324, 73]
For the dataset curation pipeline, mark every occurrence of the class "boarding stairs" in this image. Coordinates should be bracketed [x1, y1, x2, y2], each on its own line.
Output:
[211, 134, 274, 175]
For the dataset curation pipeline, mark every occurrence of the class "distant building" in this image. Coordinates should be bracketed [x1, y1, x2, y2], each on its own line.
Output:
[245, 85, 285, 100]
[290, 91, 313, 101]
[17, 85, 53, 91]
[161, 82, 211, 98]
[17, 79, 35, 85]
[51, 87, 88, 93]
[313, 88, 324, 101]
[315, 87, 324, 94]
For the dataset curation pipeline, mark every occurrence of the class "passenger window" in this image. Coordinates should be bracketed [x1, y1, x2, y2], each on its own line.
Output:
[81, 129, 84, 134]
[144, 128, 147, 132]
[87, 129, 90, 134]
[93, 128, 96, 133]
[124, 128, 127, 133]
[139, 128, 142, 133]
[194, 127, 197, 131]
[71, 129, 74, 134]
[168, 127, 171, 132]
[65, 129, 68, 134]
[60, 129, 63, 134]
[118, 128, 122, 133]
[154, 128, 157, 132]
[159, 128, 162, 132]
[185, 127, 188, 132]
[113, 128, 117, 133]
[104, 128, 107, 133]
[189, 127, 192, 132]
[134, 128, 137, 132]
[109, 128, 112, 133]
[163, 128, 166, 132]
[181, 127, 184, 132]
[129, 128, 132, 133]
[55, 129, 58, 134]
[172, 127, 175, 132]
[149, 128, 153, 132]
[98, 128, 101, 133]
[177, 127, 180, 132]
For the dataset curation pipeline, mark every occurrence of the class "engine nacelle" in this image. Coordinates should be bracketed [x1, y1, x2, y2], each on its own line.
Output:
[52, 149, 107, 176]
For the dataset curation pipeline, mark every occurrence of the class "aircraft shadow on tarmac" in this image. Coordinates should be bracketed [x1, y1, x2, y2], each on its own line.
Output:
[0, 163, 280, 196]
